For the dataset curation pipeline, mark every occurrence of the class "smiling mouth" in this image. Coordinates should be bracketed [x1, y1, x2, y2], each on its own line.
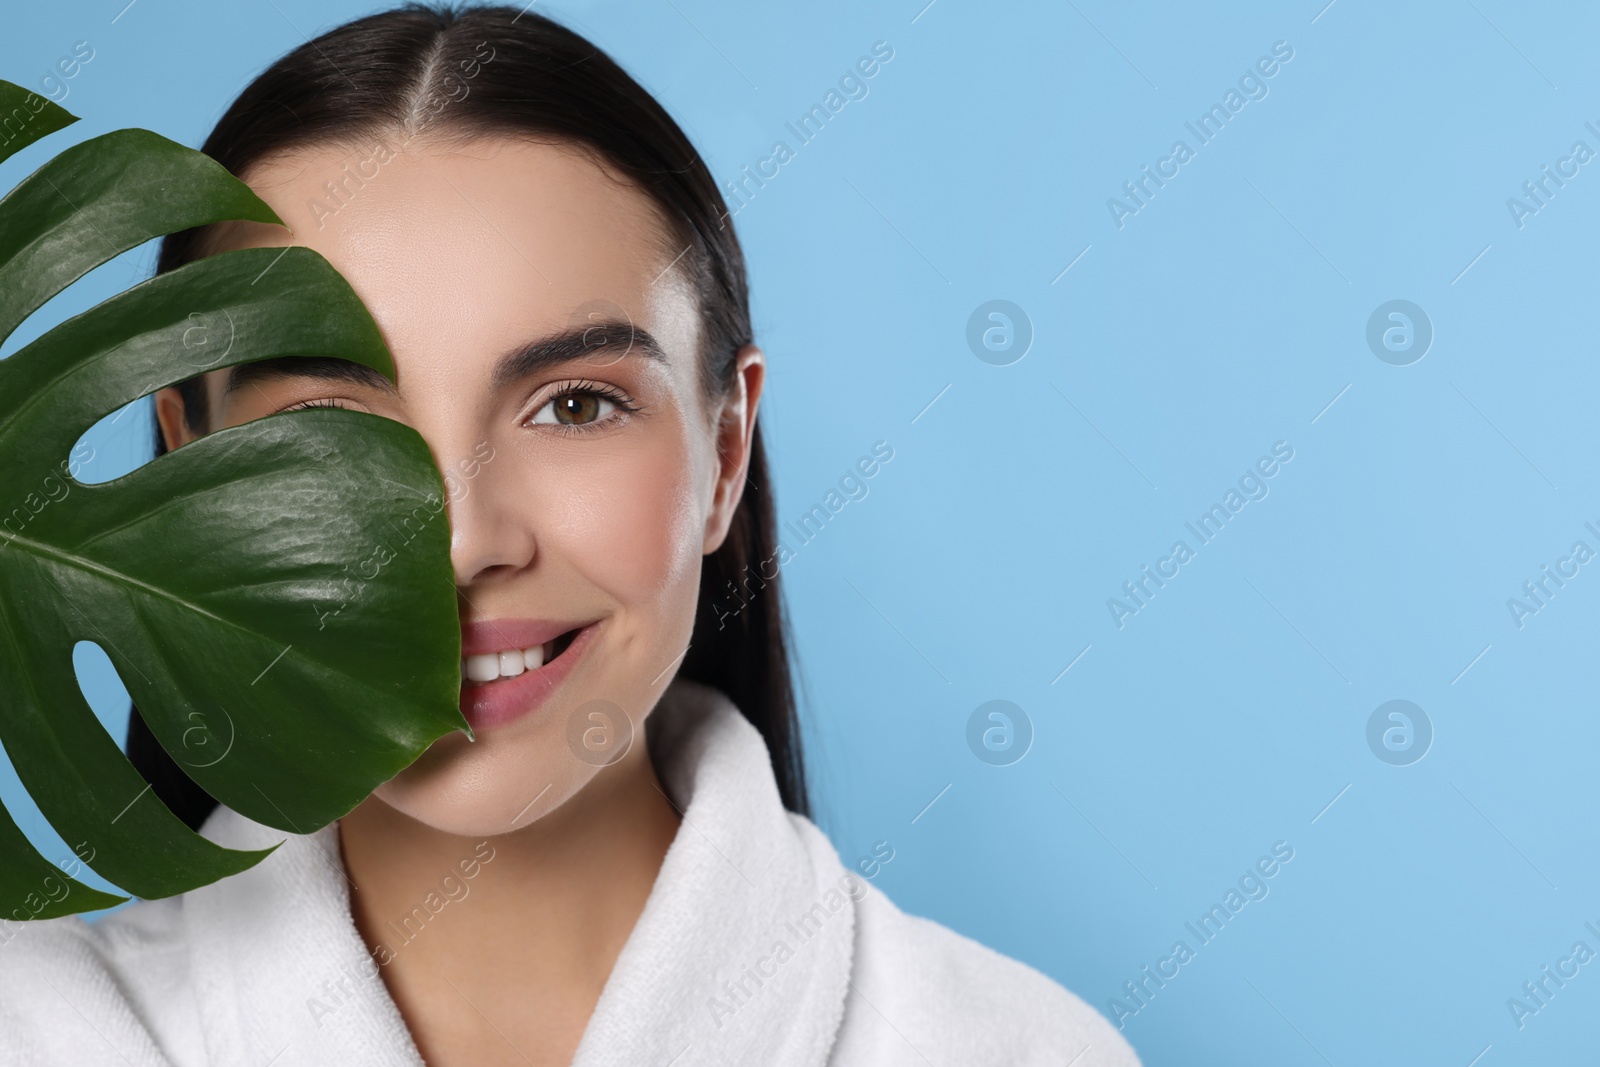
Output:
[461, 626, 584, 687]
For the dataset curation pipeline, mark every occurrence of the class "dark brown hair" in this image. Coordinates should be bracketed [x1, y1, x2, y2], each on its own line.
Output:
[128, 1, 810, 826]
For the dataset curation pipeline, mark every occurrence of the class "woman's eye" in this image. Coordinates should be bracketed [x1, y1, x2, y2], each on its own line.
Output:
[279, 397, 354, 413]
[529, 388, 626, 429]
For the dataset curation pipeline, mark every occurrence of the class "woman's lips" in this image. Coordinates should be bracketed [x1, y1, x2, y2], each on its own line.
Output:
[458, 621, 599, 732]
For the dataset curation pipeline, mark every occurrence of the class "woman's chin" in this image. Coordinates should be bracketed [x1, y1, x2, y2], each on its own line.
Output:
[365, 734, 590, 837]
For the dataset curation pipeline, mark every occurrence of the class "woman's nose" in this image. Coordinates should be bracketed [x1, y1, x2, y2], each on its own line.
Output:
[441, 441, 536, 588]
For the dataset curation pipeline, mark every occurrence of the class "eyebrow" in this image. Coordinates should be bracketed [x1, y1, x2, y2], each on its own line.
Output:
[222, 321, 666, 398]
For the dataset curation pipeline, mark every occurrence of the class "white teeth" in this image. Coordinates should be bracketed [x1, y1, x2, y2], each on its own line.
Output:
[464, 644, 549, 685]
[465, 654, 501, 683]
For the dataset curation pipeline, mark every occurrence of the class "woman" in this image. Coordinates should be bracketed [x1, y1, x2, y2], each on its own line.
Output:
[0, 5, 1139, 1065]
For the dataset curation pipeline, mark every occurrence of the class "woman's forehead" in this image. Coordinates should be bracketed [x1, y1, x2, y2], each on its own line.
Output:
[198, 134, 702, 385]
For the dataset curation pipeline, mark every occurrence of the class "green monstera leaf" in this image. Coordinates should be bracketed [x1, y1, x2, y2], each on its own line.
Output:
[0, 81, 469, 919]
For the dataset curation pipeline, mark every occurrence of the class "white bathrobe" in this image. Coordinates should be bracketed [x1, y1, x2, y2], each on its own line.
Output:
[0, 677, 1140, 1066]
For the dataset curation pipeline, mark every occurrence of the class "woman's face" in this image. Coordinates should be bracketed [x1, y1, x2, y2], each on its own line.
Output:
[154, 135, 762, 836]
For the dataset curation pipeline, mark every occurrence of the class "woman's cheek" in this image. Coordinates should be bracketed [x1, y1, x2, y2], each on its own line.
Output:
[549, 440, 701, 602]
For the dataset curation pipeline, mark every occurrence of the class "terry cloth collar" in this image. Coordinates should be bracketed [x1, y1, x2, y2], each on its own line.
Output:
[185, 676, 858, 1066]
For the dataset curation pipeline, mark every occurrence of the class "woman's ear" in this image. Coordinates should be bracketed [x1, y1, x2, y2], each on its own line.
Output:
[153, 385, 200, 453]
[701, 343, 766, 556]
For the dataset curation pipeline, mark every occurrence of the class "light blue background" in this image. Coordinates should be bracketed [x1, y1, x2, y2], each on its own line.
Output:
[4, 1, 1598, 1063]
